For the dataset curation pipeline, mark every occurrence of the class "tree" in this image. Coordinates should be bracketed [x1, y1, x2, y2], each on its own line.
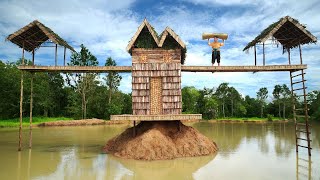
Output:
[257, 87, 268, 118]
[273, 85, 282, 118]
[228, 87, 241, 117]
[280, 84, 291, 119]
[182, 86, 200, 113]
[66, 44, 98, 119]
[104, 57, 122, 104]
[215, 83, 230, 118]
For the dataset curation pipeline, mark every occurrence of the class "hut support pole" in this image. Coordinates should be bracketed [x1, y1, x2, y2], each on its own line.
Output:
[299, 45, 303, 64]
[64, 47, 66, 66]
[254, 45, 257, 66]
[18, 42, 25, 151]
[29, 49, 35, 148]
[29, 73, 33, 148]
[288, 48, 291, 65]
[133, 121, 136, 137]
[55, 44, 58, 66]
[263, 43, 265, 66]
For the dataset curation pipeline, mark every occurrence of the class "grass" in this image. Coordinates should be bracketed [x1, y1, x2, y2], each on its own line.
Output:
[0, 117, 73, 128]
[210, 117, 284, 121]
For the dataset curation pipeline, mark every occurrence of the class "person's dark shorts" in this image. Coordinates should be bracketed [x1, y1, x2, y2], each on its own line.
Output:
[212, 50, 220, 64]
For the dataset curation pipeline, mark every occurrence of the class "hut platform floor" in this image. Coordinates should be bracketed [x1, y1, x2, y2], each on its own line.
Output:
[110, 114, 202, 121]
[18, 65, 306, 73]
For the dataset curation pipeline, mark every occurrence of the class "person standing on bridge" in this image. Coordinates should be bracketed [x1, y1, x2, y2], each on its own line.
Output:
[208, 37, 224, 66]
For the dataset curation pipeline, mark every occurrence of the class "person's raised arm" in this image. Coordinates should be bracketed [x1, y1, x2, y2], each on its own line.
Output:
[221, 39, 225, 46]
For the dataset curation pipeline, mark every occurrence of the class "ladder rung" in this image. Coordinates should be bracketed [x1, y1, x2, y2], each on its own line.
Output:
[292, 80, 307, 85]
[293, 87, 307, 91]
[297, 145, 312, 149]
[298, 164, 309, 170]
[296, 115, 308, 118]
[296, 130, 311, 134]
[298, 157, 311, 163]
[297, 137, 312, 141]
[295, 94, 306, 97]
[291, 73, 306, 78]
[296, 123, 311, 126]
[295, 108, 305, 111]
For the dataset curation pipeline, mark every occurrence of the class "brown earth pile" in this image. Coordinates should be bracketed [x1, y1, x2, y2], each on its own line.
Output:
[103, 121, 218, 160]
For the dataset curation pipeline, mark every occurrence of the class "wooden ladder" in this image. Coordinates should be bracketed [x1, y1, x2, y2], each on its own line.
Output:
[290, 69, 312, 156]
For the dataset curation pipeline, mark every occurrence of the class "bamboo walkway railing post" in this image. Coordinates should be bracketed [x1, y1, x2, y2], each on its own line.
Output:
[64, 46, 66, 66]
[18, 42, 25, 151]
[263, 43, 265, 66]
[55, 44, 58, 66]
[288, 48, 291, 65]
[254, 45, 257, 66]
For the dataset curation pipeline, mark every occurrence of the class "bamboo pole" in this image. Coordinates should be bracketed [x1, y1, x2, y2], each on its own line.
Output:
[288, 48, 291, 65]
[32, 49, 35, 65]
[299, 44, 303, 64]
[29, 72, 33, 149]
[55, 44, 58, 66]
[18, 42, 25, 151]
[64, 46, 66, 66]
[263, 43, 265, 66]
[254, 45, 257, 66]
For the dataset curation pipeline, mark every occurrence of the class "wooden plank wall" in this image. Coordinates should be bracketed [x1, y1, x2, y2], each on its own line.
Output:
[132, 48, 182, 115]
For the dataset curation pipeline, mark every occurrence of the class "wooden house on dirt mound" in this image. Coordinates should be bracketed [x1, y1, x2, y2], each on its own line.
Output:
[126, 19, 187, 116]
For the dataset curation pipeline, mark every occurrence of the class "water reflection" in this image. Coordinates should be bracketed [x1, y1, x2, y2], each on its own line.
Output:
[296, 153, 312, 180]
[193, 122, 297, 158]
[1, 123, 319, 180]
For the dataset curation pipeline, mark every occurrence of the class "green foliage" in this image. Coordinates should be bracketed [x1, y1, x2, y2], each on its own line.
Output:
[267, 114, 273, 121]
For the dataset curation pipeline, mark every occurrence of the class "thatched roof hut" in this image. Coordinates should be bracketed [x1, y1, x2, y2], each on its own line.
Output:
[6, 20, 75, 52]
[127, 19, 186, 64]
[243, 16, 317, 52]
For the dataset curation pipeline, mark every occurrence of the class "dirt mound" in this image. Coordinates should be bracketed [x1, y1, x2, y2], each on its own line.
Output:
[103, 121, 218, 160]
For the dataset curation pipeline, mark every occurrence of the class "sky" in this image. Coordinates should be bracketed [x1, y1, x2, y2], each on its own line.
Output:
[0, 0, 319, 100]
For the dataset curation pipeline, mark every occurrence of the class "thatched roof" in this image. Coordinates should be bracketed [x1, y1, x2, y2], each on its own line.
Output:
[126, 19, 187, 64]
[243, 16, 317, 51]
[6, 20, 75, 52]
[126, 19, 160, 52]
[159, 27, 186, 49]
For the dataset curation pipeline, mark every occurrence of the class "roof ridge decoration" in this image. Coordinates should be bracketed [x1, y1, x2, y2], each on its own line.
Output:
[7, 20, 75, 52]
[243, 16, 317, 51]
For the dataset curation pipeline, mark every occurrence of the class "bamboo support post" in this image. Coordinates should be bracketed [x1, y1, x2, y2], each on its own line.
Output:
[29, 73, 33, 148]
[299, 44, 303, 64]
[263, 43, 265, 66]
[64, 46, 66, 66]
[254, 45, 257, 66]
[18, 42, 25, 151]
[18, 42, 24, 151]
[55, 44, 58, 66]
[133, 121, 136, 137]
[288, 48, 291, 65]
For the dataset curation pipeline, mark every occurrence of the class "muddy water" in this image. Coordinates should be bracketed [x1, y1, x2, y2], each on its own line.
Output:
[0, 122, 319, 180]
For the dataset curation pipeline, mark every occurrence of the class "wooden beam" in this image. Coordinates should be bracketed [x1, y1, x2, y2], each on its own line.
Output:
[18, 65, 307, 73]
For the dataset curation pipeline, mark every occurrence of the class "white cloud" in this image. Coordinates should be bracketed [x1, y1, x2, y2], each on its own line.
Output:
[0, 0, 319, 97]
